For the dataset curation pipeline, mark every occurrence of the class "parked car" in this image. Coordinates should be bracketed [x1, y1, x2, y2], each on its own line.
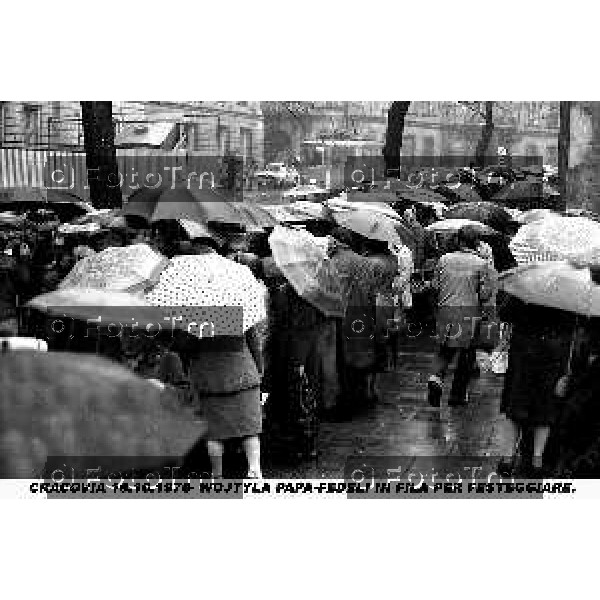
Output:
[256, 163, 299, 186]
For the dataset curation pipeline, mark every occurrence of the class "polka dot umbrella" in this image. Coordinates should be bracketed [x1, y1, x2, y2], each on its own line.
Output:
[144, 254, 268, 335]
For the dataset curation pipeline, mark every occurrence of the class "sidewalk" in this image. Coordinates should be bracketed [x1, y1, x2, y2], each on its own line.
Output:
[264, 339, 513, 478]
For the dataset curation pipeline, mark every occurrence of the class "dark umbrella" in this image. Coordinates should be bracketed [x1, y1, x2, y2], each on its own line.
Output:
[123, 185, 277, 231]
[395, 186, 448, 205]
[433, 183, 484, 205]
[445, 201, 515, 234]
[492, 177, 545, 209]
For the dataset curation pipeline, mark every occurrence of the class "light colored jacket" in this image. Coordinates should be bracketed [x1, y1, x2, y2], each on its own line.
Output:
[433, 250, 497, 309]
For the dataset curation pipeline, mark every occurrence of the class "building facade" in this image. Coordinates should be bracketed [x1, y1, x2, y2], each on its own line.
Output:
[261, 101, 560, 167]
[0, 101, 264, 164]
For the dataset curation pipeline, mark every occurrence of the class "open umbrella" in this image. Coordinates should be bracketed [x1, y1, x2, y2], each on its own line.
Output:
[124, 185, 269, 231]
[517, 208, 562, 225]
[426, 218, 498, 236]
[395, 186, 448, 205]
[27, 288, 153, 322]
[433, 183, 484, 205]
[445, 201, 514, 233]
[492, 178, 544, 209]
[58, 243, 169, 294]
[145, 254, 268, 335]
[332, 209, 405, 248]
[499, 261, 600, 317]
[0, 350, 203, 478]
[268, 226, 345, 318]
[509, 216, 600, 265]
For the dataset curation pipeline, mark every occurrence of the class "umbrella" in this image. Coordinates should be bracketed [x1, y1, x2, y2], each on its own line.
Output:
[58, 243, 170, 294]
[0, 350, 203, 478]
[517, 208, 562, 225]
[445, 201, 514, 233]
[492, 178, 544, 208]
[332, 209, 405, 247]
[286, 201, 329, 220]
[268, 225, 346, 318]
[144, 254, 268, 335]
[509, 216, 600, 265]
[26, 288, 168, 343]
[326, 196, 416, 250]
[72, 209, 126, 229]
[433, 183, 484, 204]
[123, 185, 265, 231]
[178, 219, 225, 246]
[328, 197, 399, 218]
[395, 186, 448, 205]
[426, 218, 498, 236]
[499, 261, 600, 317]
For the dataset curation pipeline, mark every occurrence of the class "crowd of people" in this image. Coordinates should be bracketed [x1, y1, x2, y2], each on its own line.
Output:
[2, 194, 600, 480]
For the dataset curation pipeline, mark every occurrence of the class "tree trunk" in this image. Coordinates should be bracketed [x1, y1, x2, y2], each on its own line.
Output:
[383, 101, 411, 177]
[80, 101, 121, 209]
[474, 101, 494, 168]
[557, 101, 571, 212]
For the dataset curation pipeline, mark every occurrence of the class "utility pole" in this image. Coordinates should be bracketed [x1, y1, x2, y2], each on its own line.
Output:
[558, 101, 571, 212]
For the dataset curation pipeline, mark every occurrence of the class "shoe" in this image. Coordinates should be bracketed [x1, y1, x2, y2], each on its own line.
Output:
[427, 378, 443, 408]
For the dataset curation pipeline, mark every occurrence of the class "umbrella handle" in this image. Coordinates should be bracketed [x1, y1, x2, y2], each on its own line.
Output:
[565, 317, 579, 377]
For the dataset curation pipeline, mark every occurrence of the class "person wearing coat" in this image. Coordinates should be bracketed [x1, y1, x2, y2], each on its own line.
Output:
[427, 227, 498, 408]
[497, 297, 590, 477]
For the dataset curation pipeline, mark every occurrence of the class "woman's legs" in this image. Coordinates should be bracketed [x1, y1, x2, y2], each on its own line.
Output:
[206, 439, 224, 479]
[532, 426, 551, 468]
[242, 435, 262, 478]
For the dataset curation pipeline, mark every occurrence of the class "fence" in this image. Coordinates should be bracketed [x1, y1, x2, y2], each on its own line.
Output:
[0, 148, 219, 202]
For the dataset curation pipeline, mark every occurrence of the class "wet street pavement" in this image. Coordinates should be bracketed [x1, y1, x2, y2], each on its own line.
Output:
[264, 338, 513, 479]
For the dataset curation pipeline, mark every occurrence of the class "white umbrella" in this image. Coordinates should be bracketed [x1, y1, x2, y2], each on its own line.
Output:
[426, 218, 496, 235]
[59, 243, 169, 294]
[510, 216, 600, 265]
[499, 261, 600, 317]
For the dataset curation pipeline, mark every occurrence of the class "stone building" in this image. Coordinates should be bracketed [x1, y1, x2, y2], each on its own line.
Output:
[0, 101, 264, 164]
[261, 101, 560, 167]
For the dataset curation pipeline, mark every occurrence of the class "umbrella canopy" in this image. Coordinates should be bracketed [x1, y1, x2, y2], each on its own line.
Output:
[58, 243, 169, 294]
[0, 350, 203, 478]
[499, 261, 600, 317]
[123, 185, 268, 231]
[144, 254, 268, 335]
[72, 208, 126, 229]
[509, 216, 600, 265]
[332, 209, 405, 247]
[433, 183, 484, 205]
[268, 226, 345, 317]
[492, 178, 544, 208]
[26, 288, 160, 329]
[445, 201, 514, 233]
[426, 218, 497, 236]
[395, 187, 448, 205]
[517, 208, 562, 225]
[326, 196, 416, 250]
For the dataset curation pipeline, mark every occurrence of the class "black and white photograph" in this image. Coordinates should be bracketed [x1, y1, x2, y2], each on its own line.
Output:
[0, 3, 596, 598]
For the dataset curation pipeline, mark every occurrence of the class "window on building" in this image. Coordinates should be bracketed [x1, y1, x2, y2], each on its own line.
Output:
[423, 135, 435, 156]
[24, 104, 42, 147]
[0, 103, 5, 146]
